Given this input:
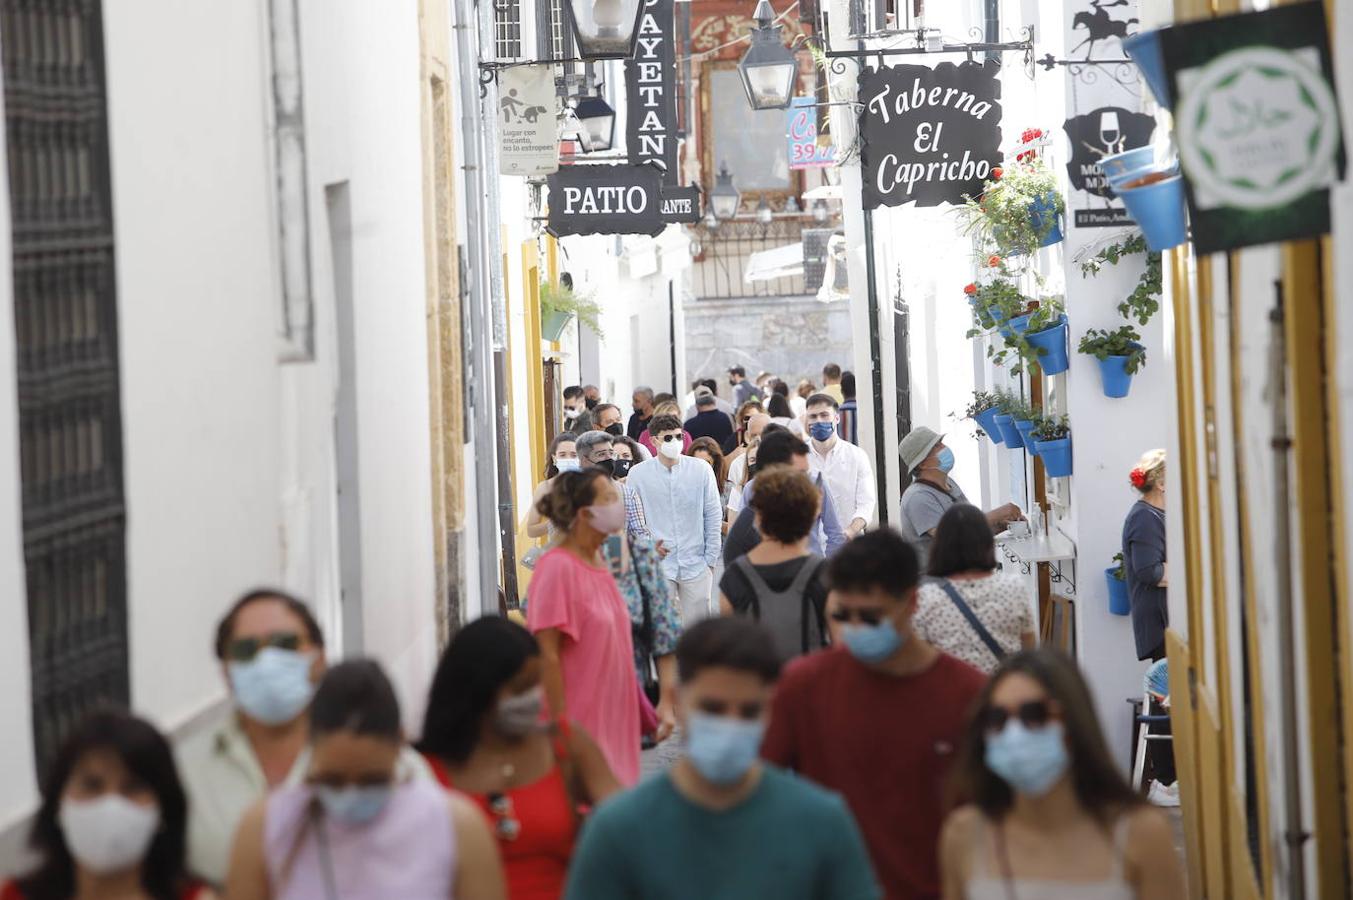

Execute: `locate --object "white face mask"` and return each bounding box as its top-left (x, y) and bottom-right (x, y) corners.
top-left (659, 438), bottom-right (683, 460)
top-left (59, 794), bottom-right (161, 874)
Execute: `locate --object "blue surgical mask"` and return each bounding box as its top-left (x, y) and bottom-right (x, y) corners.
top-left (841, 618), bottom-right (904, 664)
top-left (984, 720), bottom-right (1070, 796)
top-left (554, 457), bottom-right (580, 473)
top-left (685, 711), bottom-right (765, 785)
top-left (316, 784), bottom-right (393, 825)
top-left (808, 421), bottom-right (835, 442)
top-left (936, 447), bottom-right (956, 473)
top-left (228, 647), bottom-right (315, 726)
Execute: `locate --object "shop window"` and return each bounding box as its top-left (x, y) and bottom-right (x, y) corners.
top-left (496, 0), bottom-right (525, 61)
top-left (2, 0), bottom-right (131, 773)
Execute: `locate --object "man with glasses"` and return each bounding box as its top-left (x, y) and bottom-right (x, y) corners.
top-left (178, 589), bottom-right (426, 886)
top-left (576, 430), bottom-right (654, 546)
top-left (627, 413), bottom-right (722, 628)
top-left (761, 529), bottom-right (985, 900)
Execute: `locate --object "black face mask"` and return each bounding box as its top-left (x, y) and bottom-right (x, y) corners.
top-left (746, 461), bottom-right (758, 478)
top-left (593, 458), bottom-right (616, 476)
top-left (604, 422), bottom-right (624, 436)
top-left (612, 459), bottom-right (633, 479)
top-left (585, 398), bottom-right (598, 410)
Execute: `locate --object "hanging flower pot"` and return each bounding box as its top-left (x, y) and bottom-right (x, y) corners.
top-left (969, 297), bottom-right (996, 330)
top-left (993, 413), bottom-right (1025, 449)
top-left (1105, 567), bottom-right (1131, 616)
top-left (541, 309), bottom-right (574, 342)
top-left (1034, 437), bottom-right (1073, 477)
top-left (1015, 419), bottom-right (1039, 455)
top-left (1122, 30), bottom-right (1172, 109)
top-left (1028, 193), bottom-right (1064, 248)
top-left (1118, 171), bottom-right (1188, 252)
top-left (1024, 314), bottom-right (1070, 376)
top-left (1098, 354), bottom-right (1138, 398)
top-left (999, 312), bottom-right (1034, 341)
top-left (974, 406), bottom-right (1005, 443)
top-left (1100, 146), bottom-right (1156, 184)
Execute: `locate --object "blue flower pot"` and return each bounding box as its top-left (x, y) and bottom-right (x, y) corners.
top-left (969, 297), bottom-right (995, 330)
top-left (1100, 146), bottom-right (1155, 182)
top-left (994, 413), bottom-right (1024, 449)
top-left (1118, 172), bottom-right (1187, 251)
top-left (999, 312), bottom-right (1034, 341)
top-left (1028, 193), bottom-right (1064, 248)
top-left (1105, 568), bottom-right (1130, 616)
top-left (1098, 353), bottom-right (1137, 398)
top-left (1034, 436), bottom-right (1073, 477)
top-left (1123, 30), bottom-right (1172, 109)
top-left (1015, 419), bottom-right (1038, 454)
top-left (974, 406), bottom-right (1005, 443)
top-left (1024, 315), bottom-right (1070, 376)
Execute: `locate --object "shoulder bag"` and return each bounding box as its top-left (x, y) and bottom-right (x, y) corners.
top-left (936, 579), bottom-right (1007, 662)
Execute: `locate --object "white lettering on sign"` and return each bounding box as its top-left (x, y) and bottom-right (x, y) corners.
top-left (626, 0), bottom-right (675, 178)
top-left (866, 78), bottom-right (993, 125)
top-left (661, 197), bottom-right (692, 214)
top-left (561, 184), bottom-right (651, 215)
top-left (874, 150), bottom-right (990, 196)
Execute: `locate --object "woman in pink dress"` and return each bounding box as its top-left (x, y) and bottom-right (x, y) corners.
top-left (529, 469), bottom-right (643, 785)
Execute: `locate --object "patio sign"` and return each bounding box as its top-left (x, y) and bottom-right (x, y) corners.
top-left (499, 64), bottom-right (559, 177)
top-left (1159, 0), bottom-right (1345, 252)
top-left (625, 0), bottom-right (679, 184)
top-left (858, 60), bottom-right (1003, 209)
top-left (546, 164), bottom-right (666, 237)
top-left (787, 97), bottom-right (836, 170)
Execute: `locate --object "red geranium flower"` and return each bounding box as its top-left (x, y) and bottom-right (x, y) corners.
top-left (988, 255), bottom-right (1001, 267)
top-left (992, 167), bottom-right (1003, 180)
top-left (964, 283), bottom-right (977, 295)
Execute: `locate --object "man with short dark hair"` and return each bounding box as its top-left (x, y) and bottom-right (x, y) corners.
top-left (628, 385), bottom-right (656, 440)
top-left (839, 371), bottom-right (859, 445)
top-left (762, 529), bottom-right (986, 900)
top-left (821, 363), bottom-right (845, 404)
top-left (577, 430), bottom-right (650, 542)
top-left (565, 618), bottom-right (881, 900)
top-left (582, 383), bottom-right (601, 410)
top-left (684, 387), bottom-right (735, 446)
top-left (804, 393), bottom-right (874, 538)
top-left (627, 413), bottom-right (723, 626)
top-left (594, 402), bottom-right (624, 436)
top-left (562, 385), bottom-right (593, 435)
top-left (723, 429), bottom-right (847, 562)
top-left (728, 365), bottom-right (761, 408)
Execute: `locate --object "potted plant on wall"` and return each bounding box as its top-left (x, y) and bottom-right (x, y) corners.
top-left (1106, 552), bottom-right (1131, 616)
top-left (991, 391), bottom-right (1032, 449)
top-left (960, 128), bottom-right (1066, 257)
top-left (540, 278), bottom-right (603, 342)
top-left (1079, 325), bottom-right (1146, 398)
top-left (1031, 414), bottom-right (1073, 477)
top-left (962, 390), bottom-right (1005, 443)
top-left (966, 277), bottom-right (1033, 337)
top-left (1015, 411), bottom-right (1043, 455)
top-left (1022, 297), bottom-right (1070, 376)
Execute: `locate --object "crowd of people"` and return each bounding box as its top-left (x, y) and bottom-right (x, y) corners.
top-left (2, 368), bottom-right (1185, 899)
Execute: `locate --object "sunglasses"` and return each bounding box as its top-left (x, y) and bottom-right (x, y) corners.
top-left (226, 631), bottom-right (303, 662)
top-left (828, 608), bottom-right (887, 626)
top-left (660, 434), bottom-right (683, 443)
top-left (980, 699), bottom-right (1055, 734)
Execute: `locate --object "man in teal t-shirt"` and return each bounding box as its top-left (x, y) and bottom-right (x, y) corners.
top-left (565, 618), bottom-right (880, 900)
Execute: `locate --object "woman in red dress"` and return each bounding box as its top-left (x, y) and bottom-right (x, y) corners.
top-left (2, 710), bottom-right (208, 900)
top-left (418, 616), bottom-right (620, 899)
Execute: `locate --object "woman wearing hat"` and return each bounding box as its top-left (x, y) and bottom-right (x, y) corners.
top-left (897, 426), bottom-right (1023, 564)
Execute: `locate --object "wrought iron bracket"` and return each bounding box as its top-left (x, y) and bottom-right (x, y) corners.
top-left (1037, 54), bottom-right (1141, 89)
top-left (820, 25), bottom-right (1035, 67)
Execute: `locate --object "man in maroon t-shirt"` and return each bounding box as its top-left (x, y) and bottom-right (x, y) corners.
top-left (761, 528), bottom-right (987, 900)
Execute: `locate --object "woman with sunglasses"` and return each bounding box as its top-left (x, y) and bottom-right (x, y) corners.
top-left (941, 649), bottom-right (1186, 899)
top-left (417, 617), bottom-right (620, 899)
top-left (225, 660), bottom-right (506, 900)
top-left (529, 469), bottom-right (645, 785)
top-left (4, 710), bottom-right (206, 900)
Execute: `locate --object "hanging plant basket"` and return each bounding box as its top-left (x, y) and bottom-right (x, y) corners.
top-left (994, 413), bottom-right (1025, 448)
top-left (1118, 171), bottom-right (1188, 252)
top-left (1105, 567), bottom-right (1131, 616)
top-left (1028, 193), bottom-right (1064, 248)
top-left (974, 406), bottom-right (1005, 443)
top-left (1025, 314), bottom-right (1070, 375)
top-left (1015, 418), bottom-right (1039, 454)
top-left (1035, 437), bottom-right (1073, 477)
top-left (1122, 30), bottom-right (1172, 109)
top-left (541, 309), bottom-right (574, 342)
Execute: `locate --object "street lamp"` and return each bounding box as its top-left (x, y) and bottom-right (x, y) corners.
top-left (755, 195), bottom-right (773, 225)
top-left (710, 164), bottom-right (741, 220)
top-left (738, 0), bottom-right (799, 110)
top-left (566, 0), bottom-right (645, 60)
top-left (572, 95), bottom-right (616, 152)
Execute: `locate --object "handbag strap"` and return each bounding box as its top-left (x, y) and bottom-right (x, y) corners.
top-left (936, 579), bottom-right (1007, 662)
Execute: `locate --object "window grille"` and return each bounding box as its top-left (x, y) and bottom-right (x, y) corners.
top-left (2, 0), bottom-right (130, 773)
top-left (495, 0), bottom-right (524, 61)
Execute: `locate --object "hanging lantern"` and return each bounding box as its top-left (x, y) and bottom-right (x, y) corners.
top-left (738, 0), bottom-right (799, 110)
top-left (566, 0), bottom-right (645, 60)
top-left (710, 164), bottom-right (741, 220)
top-left (703, 209), bottom-right (720, 230)
top-left (573, 95), bottom-right (616, 152)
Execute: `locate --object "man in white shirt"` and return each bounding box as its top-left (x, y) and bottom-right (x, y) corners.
top-left (626, 412), bottom-right (723, 628)
top-left (803, 393), bottom-right (875, 537)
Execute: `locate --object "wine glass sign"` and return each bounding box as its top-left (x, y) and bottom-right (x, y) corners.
top-left (1061, 105), bottom-right (1156, 227)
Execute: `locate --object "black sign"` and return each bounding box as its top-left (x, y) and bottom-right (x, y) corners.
top-left (1062, 106), bottom-right (1156, 227)
top-left (659, 185), bottom-right (702, 224)
top-left (626, 0), bottom-right (679, 185)
top-left (546, 164), bottom-right (666, 237)
top-left (858, 60), bottom-right (1003, 209)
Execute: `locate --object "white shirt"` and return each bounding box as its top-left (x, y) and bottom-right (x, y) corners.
top-left (625, 455), bottom-right (723, 581)
top-left (808, 436), bottom-right (876, 527)
top-left (726, 454), bottom-right (750, 513)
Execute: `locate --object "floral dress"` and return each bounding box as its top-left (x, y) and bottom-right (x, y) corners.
top-left (602, 535), bottom-right (681, 685)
